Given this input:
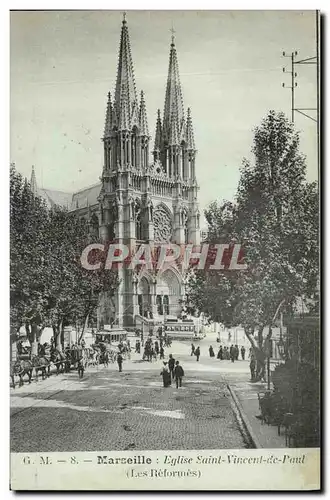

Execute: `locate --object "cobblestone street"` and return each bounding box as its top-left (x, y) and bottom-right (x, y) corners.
top-left (11, 341), bottom-right (251, 452)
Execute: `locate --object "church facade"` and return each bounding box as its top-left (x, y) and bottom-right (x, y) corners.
top-left (36, 17), bottom-right (201, 329)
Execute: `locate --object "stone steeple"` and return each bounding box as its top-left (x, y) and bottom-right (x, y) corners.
top-left (163, 35), bottom-right (185, 145)
top-left (139, 90), bottom-right (149, 137)
top-left (154, 34), bottom-right (197, 181)
top-left (101, 15), bottom-right (150, 172)
top-left (30, 165), bottom-right (38, 196)
top-left (153, 109), bottom-right (162, 162)
top-left (104, 91), bottom-right (114, 138)
top-left (114, 15), bottom-right (138, 129)
top-left (185, 107), bottom-right (195, 151)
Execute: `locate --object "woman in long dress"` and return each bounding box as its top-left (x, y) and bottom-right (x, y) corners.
top-left (160, 362), bottom-right (171, 387)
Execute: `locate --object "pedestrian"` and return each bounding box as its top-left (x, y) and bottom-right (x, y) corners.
top-left (230, 345), bottom-right (235, 363)
top-left (249, 354), bottom-right (256, 381)
top-left (235, 344), bottom-right (239, 360)
top-left (159, 346), bottom-right (165, 359)
top-left (117, 352), bottom-right (123, 372)
top-left (218, 345), bottom-right (223, 360)
top-left (209, 345), bottom-right (215, 358)
top-left (160, 362), bottom-right (171, 387)
top-left (174, 360), bottom-right (184, 388)
top-left (191, 343), bottom-right (195, 356)
top-left (154, 340), bottom-right (159, 356)
top-left (168, 354), bottom-right (175, 379)
top-left (195, 346), bottom-right (200, 362)
top-left (77, 357), bottom-right (84, 378)
top-left (241, 346), bottom-right (246, 360)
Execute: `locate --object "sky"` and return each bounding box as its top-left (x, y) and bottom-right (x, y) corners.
top-left (10, 10), bottom-right (318, 216)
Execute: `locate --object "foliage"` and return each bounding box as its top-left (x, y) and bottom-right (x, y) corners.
top-left (10, 164), bottom-right (118, 348)
top-left (187, 111), bottom-right (319, 358)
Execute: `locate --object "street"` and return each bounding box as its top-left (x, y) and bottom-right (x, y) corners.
top-left (11, 338), bottom-right (252, 452)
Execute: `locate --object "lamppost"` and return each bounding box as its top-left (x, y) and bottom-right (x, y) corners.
top-left (161, 291), bottom-right (166, 339)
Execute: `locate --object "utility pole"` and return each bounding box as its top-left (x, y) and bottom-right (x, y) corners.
top-left (282, 12), bottom-right (320, 186)
top-left (282, 51), bottom-right (297, 123)
top-left (282, 10), bottom-right (319, 125)
top-left (282, 50), bottom-right (317, 123)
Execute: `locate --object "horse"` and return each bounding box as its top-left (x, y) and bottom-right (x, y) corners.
top-left (10, 359), bottom-right (33, 388)
top-left (165, 338), bottom-right (172, 347)
top-left (99, 351), bottom-right (109, 367)
top-left (108, 350), bottom-right (117, 363)
top-left (86, 347), bottom-right (99, 368)
top-left (31, 355), bottom-right (51, 381)
top-left (143, 344), bottom-right (153, 362)
top-left (50, 349), bottom-right (66, 374)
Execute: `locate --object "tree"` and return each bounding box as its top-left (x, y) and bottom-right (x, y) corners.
top-left (37, 206), bottom-right (118, 350)
top-left (187, 111), bottom-right (319, 376)
top-left (10, 164), bottom-right (50, 344)
top-left (10, 164), bottom-right (118, 350)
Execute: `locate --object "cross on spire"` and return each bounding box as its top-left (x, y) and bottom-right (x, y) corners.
top-left (123, 11), bottom-right (127, 23)
top-left (170, 26), bottom-right (176, 45)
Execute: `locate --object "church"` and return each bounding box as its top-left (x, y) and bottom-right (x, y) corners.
top-left (33, 16), bottom-right (201, 330)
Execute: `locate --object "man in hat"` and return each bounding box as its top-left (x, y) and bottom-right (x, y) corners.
top-left (174, 360), bottom-right (185, 389)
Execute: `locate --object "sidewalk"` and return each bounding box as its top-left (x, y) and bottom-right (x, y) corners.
top-left (228, 380), bottom-right (287, 448)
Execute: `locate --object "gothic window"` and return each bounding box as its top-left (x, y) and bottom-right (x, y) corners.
top-left (153, 205), bottom-right (172, 243)
top-left (135, 200), bottom-right (143, 240)
top-left (163, 295), bottom-right (169, 315)
top-left (156, 295), bottom-right (163, 315)
top-left (109, 223), bottom-right (116, 241)
top-left (111, 201), bottom-right (118, 222)
top-left (146, 200), bottom-right (153, 223)
top-left (138, 294), bottom-right (143, 316)
top-left (132, 127), bottom-right (138, 167)
top-left (182, 209), bottom-right (189, 244)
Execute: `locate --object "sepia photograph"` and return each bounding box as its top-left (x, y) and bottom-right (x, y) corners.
top-left (9, 9), bottom-right (320, 490)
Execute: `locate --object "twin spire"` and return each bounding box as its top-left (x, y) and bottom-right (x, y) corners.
top-left (30, 165), bottom-right (38, 196)
top-left (104, 14), bottom-right (196, 154)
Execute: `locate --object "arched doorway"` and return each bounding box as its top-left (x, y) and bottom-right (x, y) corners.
top-left (156, 268), bottom-right (181, 318)
top-left (138, 276), bottom-right (152, 318)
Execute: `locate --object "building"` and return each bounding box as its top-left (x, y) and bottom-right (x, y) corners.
top-left (29, 165), bottom-right (72, 209)
top-left (31, 16), bottom-right (201, 329)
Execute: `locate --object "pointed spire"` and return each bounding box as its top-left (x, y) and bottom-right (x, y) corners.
top-left (139, 90), bottom-right (149, 136)
top-left (114, 15), bottom-right (138, 129)
top-left (30, 165), bottom-right (38, 196)
top-left (185, 107), bottom-right (196, 150)
top-left (153, 109), bottom-right (162, 151)
top-left (163, 35), bottom-right (185, 144)
top-left (104, 92), bottom-right (113, 138)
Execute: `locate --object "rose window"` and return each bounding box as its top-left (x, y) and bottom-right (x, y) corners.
top-left (153, 206), bottom-right (172, 242)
